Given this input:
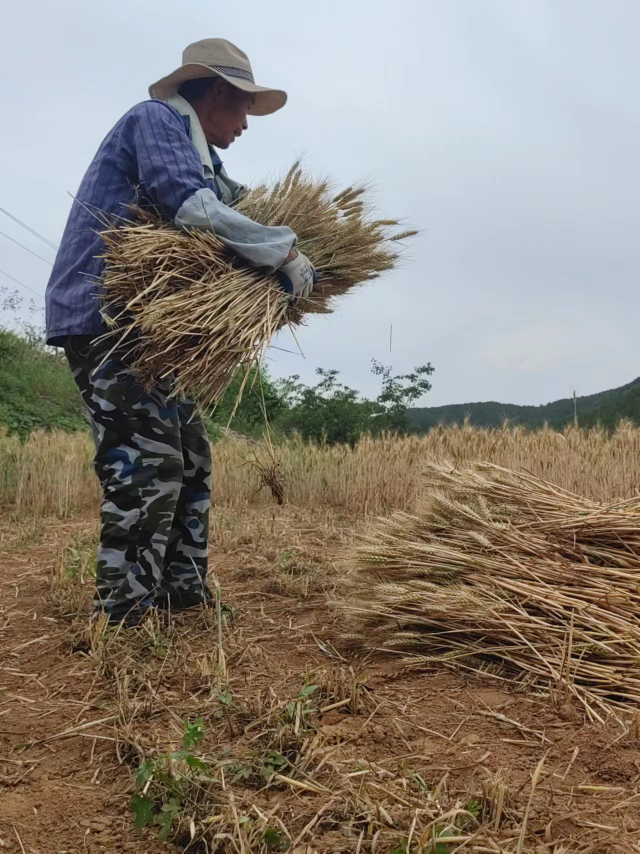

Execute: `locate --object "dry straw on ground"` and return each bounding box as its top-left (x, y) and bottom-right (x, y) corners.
top-left (100, 163), bottom-right (415, 408)
top-left (340, 461), bottom-right (640, 721)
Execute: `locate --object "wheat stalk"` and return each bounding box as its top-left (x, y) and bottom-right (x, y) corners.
top-left (99, 162), bottom-right (416, 410)
top-left (338, 461), bottom-right (640, 721)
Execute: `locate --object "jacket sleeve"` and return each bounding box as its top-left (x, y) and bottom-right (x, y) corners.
top-left (175, 188), bottom-right (296, 272)
top-left (120, 102), bottom-right (295, 270)
top-left (118, 101), bottom-right (206, 219)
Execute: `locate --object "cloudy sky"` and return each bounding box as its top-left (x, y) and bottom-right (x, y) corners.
top-left (1, 0), bottom-right (639, 407)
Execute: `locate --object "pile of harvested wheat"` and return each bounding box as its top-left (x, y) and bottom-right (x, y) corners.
top-left (339, 462), bottom-right (640, 721)
top-left (100, 163), bottom-right (415, 408)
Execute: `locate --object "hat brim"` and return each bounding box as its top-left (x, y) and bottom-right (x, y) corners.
top-left (149, 63), bottom-right (287, 116)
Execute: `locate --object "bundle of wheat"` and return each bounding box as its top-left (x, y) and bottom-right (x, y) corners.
top-left (338, 462), bottom-right (640, 721)
top-left (100, 163), bottom-right (415, 408)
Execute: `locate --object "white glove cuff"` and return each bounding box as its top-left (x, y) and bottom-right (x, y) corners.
top-left (279, 253), bottom-right (305, 277)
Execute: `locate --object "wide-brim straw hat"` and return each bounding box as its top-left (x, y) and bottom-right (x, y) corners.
top-left (149, 38), bottom-right (287, 117)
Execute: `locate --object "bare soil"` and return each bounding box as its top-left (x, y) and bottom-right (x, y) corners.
top-left (1, 506), bottom-right (640, 853)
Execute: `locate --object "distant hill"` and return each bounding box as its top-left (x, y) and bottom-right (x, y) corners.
top-left (409, 377), bottom-right (640, 432)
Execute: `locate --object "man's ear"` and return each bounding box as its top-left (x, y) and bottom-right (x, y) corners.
top-left (210, 79), bottom-right (230, 105)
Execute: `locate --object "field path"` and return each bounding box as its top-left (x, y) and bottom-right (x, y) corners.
top-left (2, 508), bottom-right (640, 853)
top-left (0, 517), bottom-right (161, 853)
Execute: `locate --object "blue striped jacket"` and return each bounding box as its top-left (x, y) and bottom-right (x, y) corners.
top-left (45, 100), bottom-right (222, 345)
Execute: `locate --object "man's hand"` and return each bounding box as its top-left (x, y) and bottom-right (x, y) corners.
top-left (278, 250), bottom-right (317, 300)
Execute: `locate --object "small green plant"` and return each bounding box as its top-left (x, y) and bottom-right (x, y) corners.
top-left (130, 718), bottom-right (209, 841)
top-left (183, 717), bottom-right (205, 749)
top-left (275, 547), bottom-right (319, 580)
top-left (229, 748), bottom-right (288, 787)
top-left (220, 601), bottom-right (236, 622)
top-left (388, 823), bottom-right (461, 853)
top-left (63, 531), bottom-right (98, 582)
top-left (229, 759), bottom-right (253, 784)
top-left (140, 614), bottom-right (174, 654)
top-left (282, 683), bottom-right (319, 725)
top-left (259, 750), bottom-right (288, 782)
top-left (276, 547), bottom-right (297, 567)
top-left (465, 799), bottom-right (481, 820)
top-left (264, 827), bottom-right (288, 850)
top-left (388, 841), bottom-right (452, 854)
top-left (131, 793), bottom-right (154, 829)
top-left (153, 799), bottom-right (182, 841)
top-left (211, 687), bottom-right (233, 707)
top-left (410, 772), bottom-right (431, 793)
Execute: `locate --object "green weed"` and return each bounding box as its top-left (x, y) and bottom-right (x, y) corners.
top-left (281, 683), bottom-right (319, 726)
top-left (131, 718), bottom-right (211, 842)
top-left (229, 748), bottom-right (288, 788)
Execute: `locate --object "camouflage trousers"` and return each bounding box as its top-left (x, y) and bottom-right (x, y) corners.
top-left (63, 335), bottom-right (211, 621)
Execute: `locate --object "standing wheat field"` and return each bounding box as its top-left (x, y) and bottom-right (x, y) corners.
top-left (2, 421), bottom-right (640, 515)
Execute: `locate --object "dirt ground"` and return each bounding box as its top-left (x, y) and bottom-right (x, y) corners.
top-left (2, 506), bottom-right (640, 853)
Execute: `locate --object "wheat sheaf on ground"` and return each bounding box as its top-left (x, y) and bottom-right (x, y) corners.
top-left (339, 462), bottom-right (640, 722)
top-left (100, 163), bottom-right (415, 408)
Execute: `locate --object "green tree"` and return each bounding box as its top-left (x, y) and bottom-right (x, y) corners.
top-left (371, 360), bottom-right (434, 432)
top-left (274, 361), bottom-right (434, 445)
top-left (276, 368), bottom-right (380, 445)
top-left (0, 283), bottom-right (437, 443)
top-left (205, 366), bottom-right (289, 438)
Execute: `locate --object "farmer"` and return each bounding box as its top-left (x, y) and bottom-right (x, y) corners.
top-left (45, 39), bottom-right (315, 625)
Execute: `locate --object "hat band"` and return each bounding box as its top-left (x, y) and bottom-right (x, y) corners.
top-left (211, 65), bottom-right (255, 83)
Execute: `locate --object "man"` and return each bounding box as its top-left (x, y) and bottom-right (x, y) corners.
top-left (45, 39), bottom-right (315, 625)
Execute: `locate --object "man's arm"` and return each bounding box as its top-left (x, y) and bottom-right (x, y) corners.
top-left (119, 102), bottom-right (296, 271)
top-left (174, 188), bottom-right (296, 273)
top-left (120, 101), bottom-right (314, 290)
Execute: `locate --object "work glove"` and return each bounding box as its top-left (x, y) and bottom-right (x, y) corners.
top-left (278, 250), bottom-right (317, 301)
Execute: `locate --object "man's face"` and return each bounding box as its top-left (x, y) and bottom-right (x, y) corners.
top-left (197, 81), bottom-right (254, 149)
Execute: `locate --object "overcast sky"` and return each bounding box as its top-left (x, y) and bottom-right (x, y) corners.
top-left (1, 0), bottom-right (639, 407)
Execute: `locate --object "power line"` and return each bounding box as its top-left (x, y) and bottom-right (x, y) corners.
top-left (0, 206), bottom-right (59, 251)
top-left (0, 267), bottom-right (45, 301)
top-left (0, 231), bottom-right (53, 266)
